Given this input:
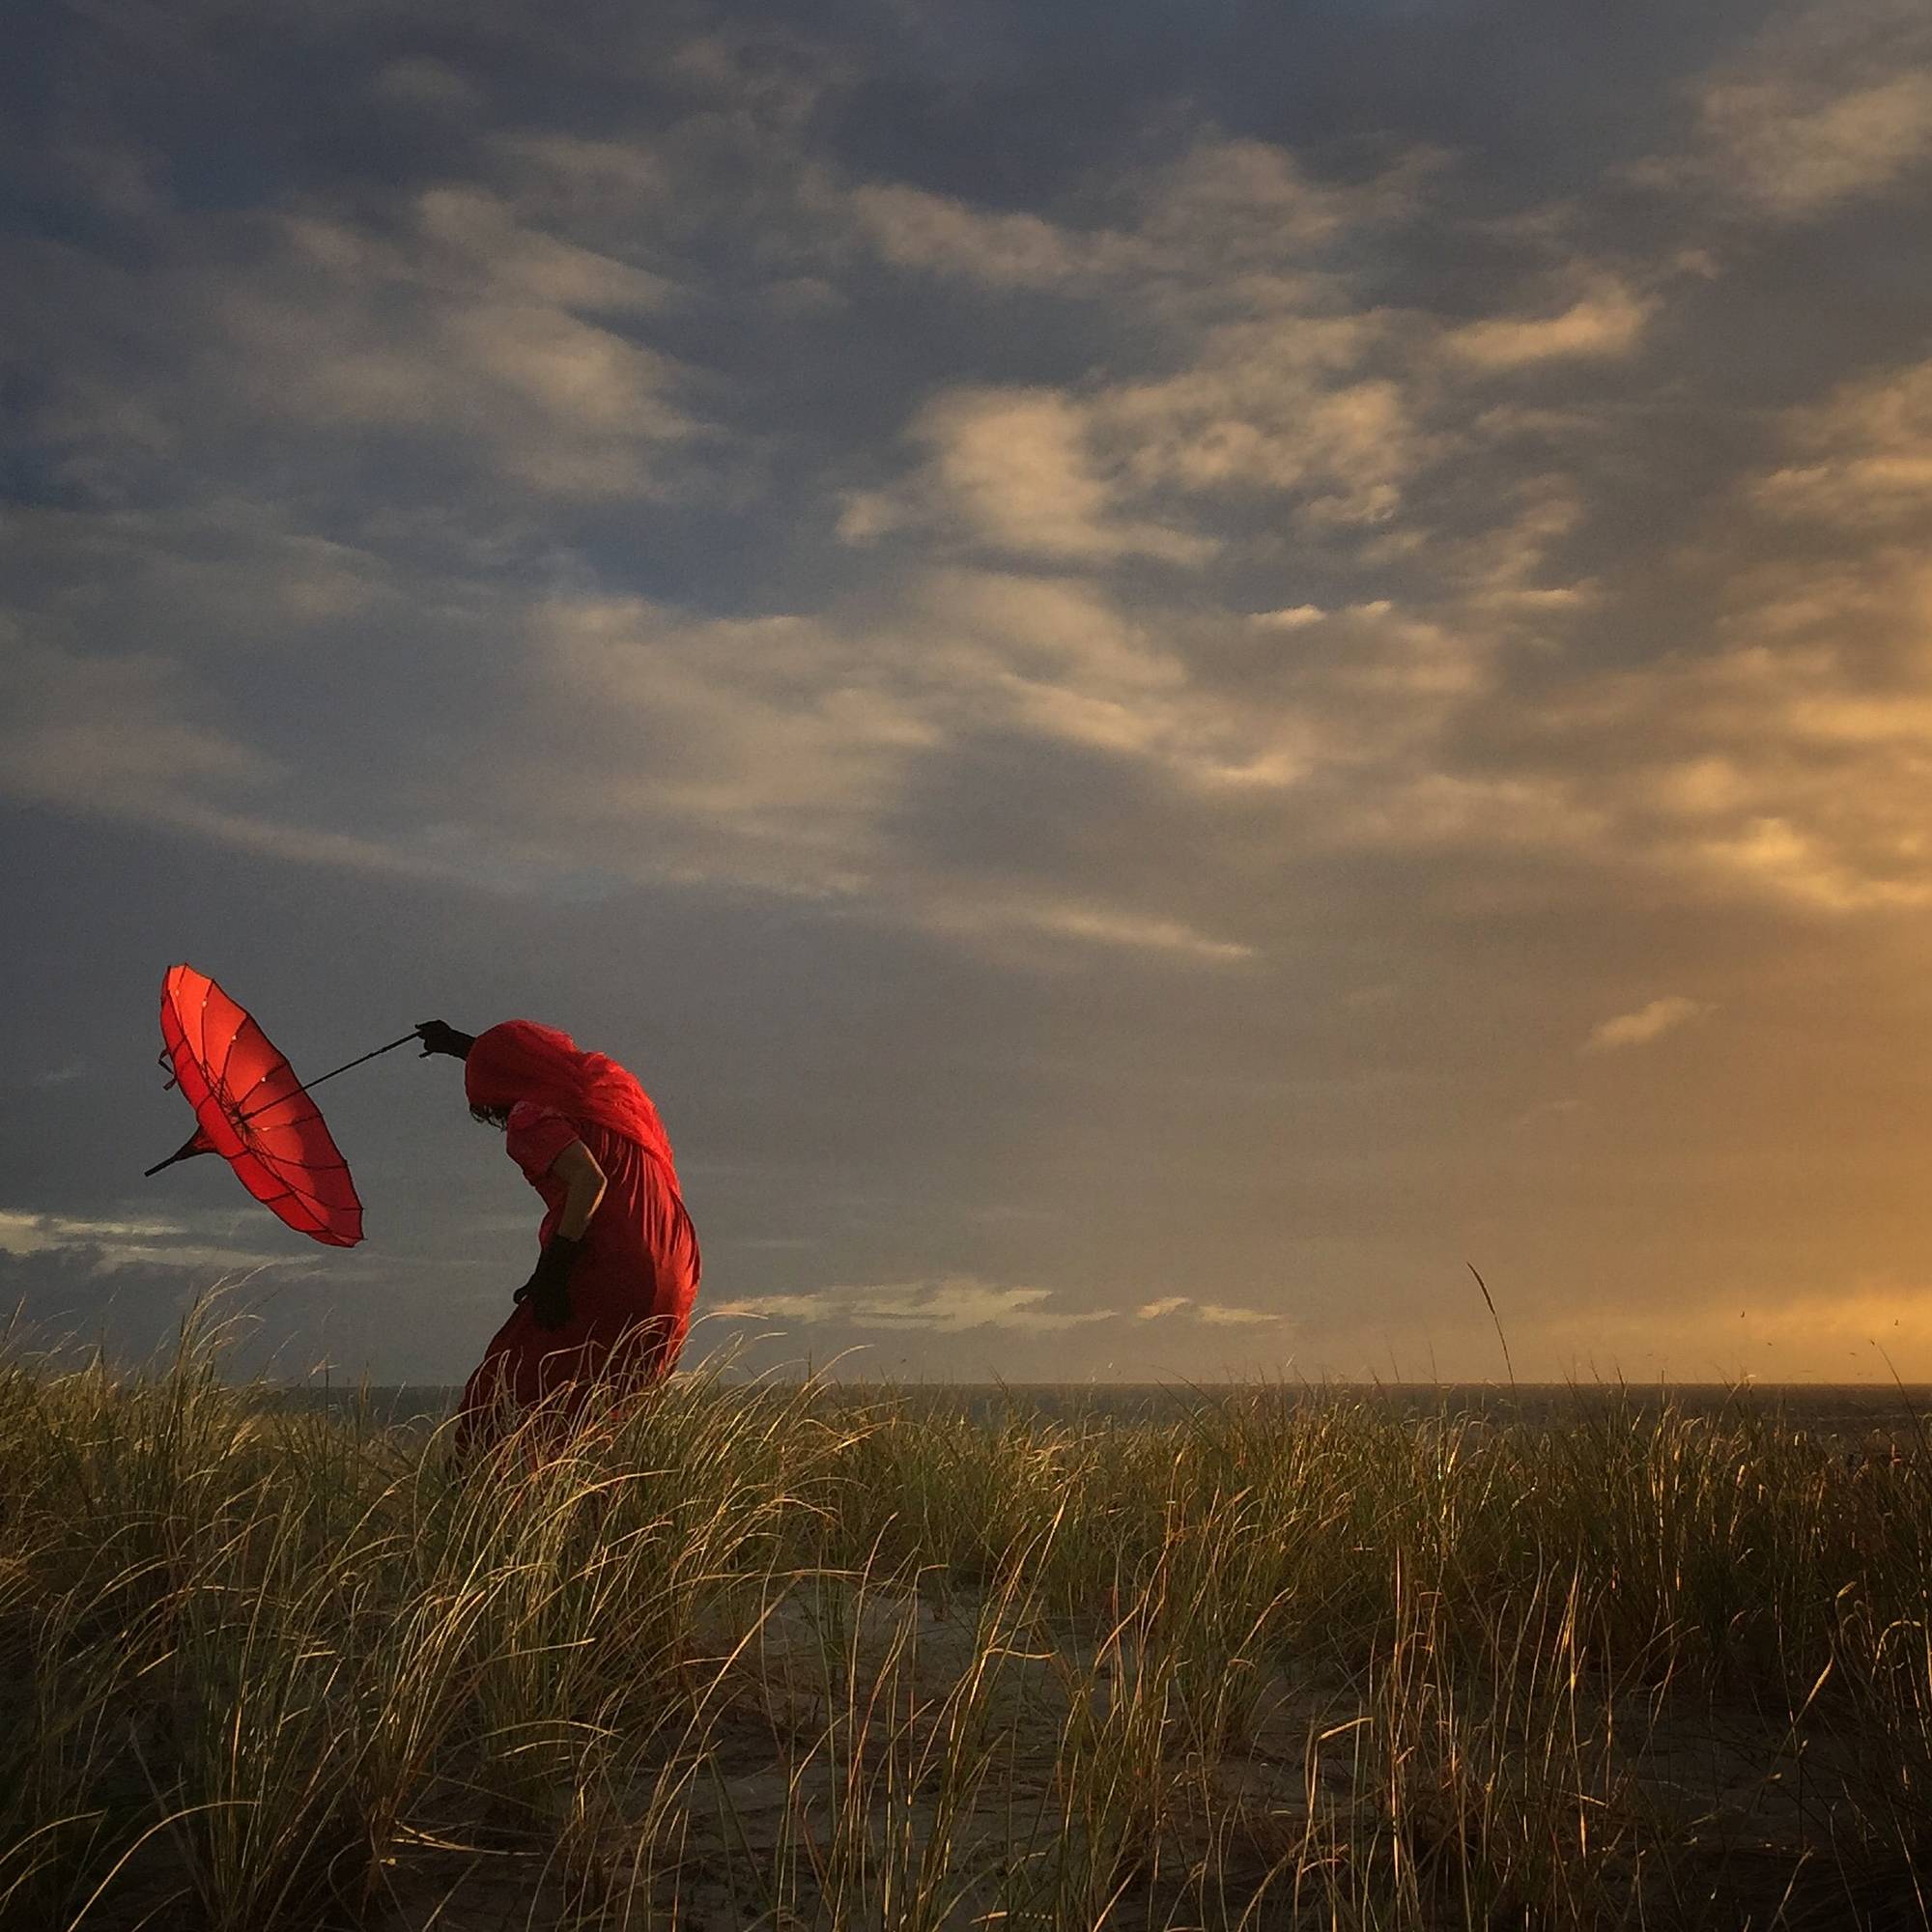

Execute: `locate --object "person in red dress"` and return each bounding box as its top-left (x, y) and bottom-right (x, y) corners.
top-left (415, 1018), bottom-right (700, 1448)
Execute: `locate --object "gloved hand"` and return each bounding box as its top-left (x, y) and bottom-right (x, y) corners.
top-left (414, 1020), bottom-right (476, 1061)
top-left (514, 1234), bottom-right (582, 1332)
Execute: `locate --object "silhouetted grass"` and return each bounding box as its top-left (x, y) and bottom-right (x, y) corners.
top-left (3, 1302), bottom-right (1928, 1928)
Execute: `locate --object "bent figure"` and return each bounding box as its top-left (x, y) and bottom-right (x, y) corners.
top-left (416, 1018), bottom-right (700, 1450)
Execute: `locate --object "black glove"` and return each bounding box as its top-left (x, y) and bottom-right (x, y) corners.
top-left (514, 1234), bottom-right (582, 1332)
top-left (414, 1021), bottom-right (476, 1061)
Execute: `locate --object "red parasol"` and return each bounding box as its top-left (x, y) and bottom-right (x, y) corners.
top-left (145, 964), bottom-right (410, 1248)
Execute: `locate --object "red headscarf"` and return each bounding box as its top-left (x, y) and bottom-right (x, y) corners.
top-left (465, 1021), bottom-right (679, 1183)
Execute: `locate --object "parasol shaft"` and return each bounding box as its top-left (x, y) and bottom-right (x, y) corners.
top-left (237, 1030), bottom-right (420, 1122)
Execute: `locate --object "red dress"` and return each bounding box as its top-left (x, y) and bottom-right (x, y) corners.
top-left (455, 1023), bottom-right (700, 1446)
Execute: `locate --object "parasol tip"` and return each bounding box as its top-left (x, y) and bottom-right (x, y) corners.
top-left (144, 1132), bottom-right (210, 1179)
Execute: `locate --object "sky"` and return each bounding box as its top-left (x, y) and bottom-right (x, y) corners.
top-left (4, 0), bottom-right (1932, 1385)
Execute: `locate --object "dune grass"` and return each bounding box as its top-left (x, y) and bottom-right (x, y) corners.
top-left (3, 1311), bottom-right (1930, 1929)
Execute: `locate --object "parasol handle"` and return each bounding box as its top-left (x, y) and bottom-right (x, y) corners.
top-left (234, 1029), bottom-right (421, 1122)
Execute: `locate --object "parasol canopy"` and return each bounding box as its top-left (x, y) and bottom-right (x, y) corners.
top-left (148, 964), bottom-right (373, 1248)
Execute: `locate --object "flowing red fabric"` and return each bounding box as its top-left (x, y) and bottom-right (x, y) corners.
top-left (157, 964), bottom-right (363, 1247)
top-left (465, 1021), bottom-right (679, 1182)
top-left (458, 1022), bottom-right (699, 1450)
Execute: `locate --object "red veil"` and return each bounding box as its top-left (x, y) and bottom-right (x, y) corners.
top-left (465, 1021), bottom-right (679, 1181)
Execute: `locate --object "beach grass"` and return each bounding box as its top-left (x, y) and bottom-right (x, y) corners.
top-left (3, 1308), bottom-right (1930, 1929)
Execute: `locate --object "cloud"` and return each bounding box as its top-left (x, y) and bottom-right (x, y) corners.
top-left (213, 199), bottom-right (696, 498)
top-left (8, 176), bottom-right (700, 509)
top-left (992, 901), bottom-right (1254, 963)
top-left (534, 596), bottom-right (930, 886)
top-left (1581, 997), bottom-right (1711, 1055)
top-left (1752, 358), bottom-right (1932, 529)
top-left (847, 185), bottom-right (1097, 290)
top-left (511, 533), bottom-right (1604, 955)
top-left (0, 634), bottom-right (554, 892)
top-left (836, 136), bottom-right (1437, 543)
top-left (1250, 606), bottom-right (1326, 631)
top-left (6, 85), bottom-right (1713, 963)
top-left (712, 1281), bottom-right (1284, 1342)
top-left (517, 574), bottom-right (1291, 950)
top-left (908, 886), bottom-right (1256, 965)
top-left (1308, 343), bottom-right (1932, 924)
top-left (1132, 1295), bottom-right (1284, 1328)
top-left (1321, 770), bottom-right (1607, 858)
top-left (1196, 1302), bottom-right (1281, 1326)
top-left (844, 135), bottom-right (1411, 303)
top-left (0, 641), bottom-right (280, 817)
top-left (1, 536), bottom-right (1292, 960)
top-left (0, 1211), bottom-right (188, 1254)
top-left (13, 158), bottom-right (1919, 969)
top-left (886, 386), bottom-right (1217, 564)
top-left (1698, 70), bottom-right (1932, 217)
top-left (1101, 365), bottom-right (1417, 525)
top-left (1145, 137), bottom-right (1397, 266)
top-left (1635, 1), bottom-right (1932, 218)
top-left (0, 1208), bottom-right (298, 1276)
top-left (712, 1277), bottom-right (1109, 1333)
top-left (1444, 281), bottom-right (1656, 369)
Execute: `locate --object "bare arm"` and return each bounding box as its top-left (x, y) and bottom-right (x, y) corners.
top-left (552, 1139), bottom-right (608, 1239)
